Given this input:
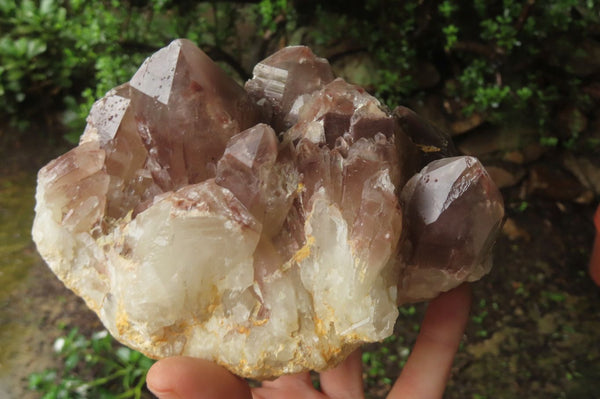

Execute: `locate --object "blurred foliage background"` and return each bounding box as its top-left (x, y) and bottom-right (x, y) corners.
top-left (1, 0), bottom-right (599, 151)
top-left (2, 1), bottom-right (600, 398)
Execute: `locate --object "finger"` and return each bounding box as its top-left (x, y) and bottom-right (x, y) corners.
top-left (261, 371), bottom-right (313, 389)
top-left (147, 356), bottom-right (253, 399)
top-left (319, 348), bottom-right (364, 399)
top-left (388, 283), bottom-right (471, 399)
top-left (253, 372), bottom-right (324, 399)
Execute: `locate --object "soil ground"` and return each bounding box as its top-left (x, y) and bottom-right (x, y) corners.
top-left (1, 131), bottom-right (599, 399)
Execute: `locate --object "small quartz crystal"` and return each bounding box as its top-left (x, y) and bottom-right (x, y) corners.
top-left (32, 40), bottom-right (504, 379)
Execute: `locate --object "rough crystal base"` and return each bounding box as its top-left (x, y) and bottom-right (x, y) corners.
top-left (32, 40), bottom-right (504, 379)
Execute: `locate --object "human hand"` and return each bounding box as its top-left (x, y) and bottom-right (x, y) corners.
top-left (146, 283), bottom-right (471, 399)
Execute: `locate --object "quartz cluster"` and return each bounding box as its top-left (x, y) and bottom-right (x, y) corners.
top-left (32, 39), bottom-right (504, 379)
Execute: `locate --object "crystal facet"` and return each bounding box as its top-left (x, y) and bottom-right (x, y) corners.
top-left (397, 156), bottom-right (504, 303)
top-left (32, 40), bottom-right (504, 379)
top-left (245, 45), bottom-right (335, 132)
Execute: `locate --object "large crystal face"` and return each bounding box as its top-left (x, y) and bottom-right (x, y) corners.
top-left (397, 156), bottom-right (505, 303)
top-left (32, 40), bottom-right (504, 379)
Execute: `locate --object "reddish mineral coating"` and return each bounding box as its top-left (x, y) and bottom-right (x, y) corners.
top-left (32, 39), bottom-right (504, 379)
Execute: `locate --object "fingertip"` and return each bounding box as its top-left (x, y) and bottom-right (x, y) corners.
top-left (448, 282), bottom-right (472, 307)
top-left (427, 282), bottom-right (472, 326)
top-left (319, 348), bottom-right (363, 399)
top-left (146, 356), bottom-right (252, 399)
top-left (146, 360), bottom-right (166, 395)
top-left (146, 357), bottom-right (195, 399)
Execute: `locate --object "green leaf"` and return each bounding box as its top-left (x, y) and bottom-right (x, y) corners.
top-left (116, 347), bottom-right (132, 364)
top-left (516, 87), bottom-right (533, 101)
top-left (63, 130), bottom-right (82, 144)
top-left (13, 37), bottom-right (28, 56)
top-left (0, 0), bottom-right (16, 13)
top-left (39, 0), bottom-right (54, 15)
top-left (442, 24), bottom-right (459, 49)
top-left (137, 355), bottom-right (155, 370)
top-left (540, 136), bottom-right (559, 147)
top-left (438, 0), bottom-right (456, 18)
top-left (128, 349), bottom-right (141, 363)
top-left (65, 353), bottom-right (80, 371)
top-left (27, 39), bottom-right (47, 58)
top-left (362, 352), bottom-right (371, 363)
top-left (28, 372), bottom-right (44, 390)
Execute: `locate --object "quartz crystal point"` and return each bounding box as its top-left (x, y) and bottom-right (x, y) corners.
top-left (127, 39), bottom-right (263, 191)
top-left (32, 40), bottom-right (504, 380)
top-left (397, 156), bottom-right (505, 303)
top-left (245, 46), bottom-right (335, 132)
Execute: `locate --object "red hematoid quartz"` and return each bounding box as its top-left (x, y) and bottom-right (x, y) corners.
top-left (32, 39), bottom-right (504, 379)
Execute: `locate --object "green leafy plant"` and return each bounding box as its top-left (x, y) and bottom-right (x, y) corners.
top-left (257, 0), bottom-right (289, 33)
top-left (441, 0), bottom-right (599, 147)
top-left (471, 299), bottom-right (490, 338)
top-left (0, 0), bottom-right (249, 141)
top-left (309, 1), bottom-right (418, 108)
top-left (28, 328), bottom-right (154, 399)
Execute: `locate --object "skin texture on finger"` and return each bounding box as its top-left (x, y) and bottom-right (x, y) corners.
top-left (146, 356), bottom-right (253, 399)
top-left (388, 283), bottom-right (472, 399)
top-left (319, 349), bottom-right (364, 399)
top-left (252, 372), bottom-right (326, 399)
top-left (253, 348), bottom-right (364, 399)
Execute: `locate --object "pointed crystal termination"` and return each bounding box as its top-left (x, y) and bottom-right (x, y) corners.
top-left (397, 156), bottom-right (505, 303)
top-left (32, 40), bottom-right (504, 381)
top-left (245, 46), bottom-right (335, 132)
top-left (130, 39), bottom-right (263, 191)
top-left (80, 84), bottom-right (161, 220)
top-left (35, 141), bottom-right (110, 234)
top-left (215, 123), bottom-right (279, 217)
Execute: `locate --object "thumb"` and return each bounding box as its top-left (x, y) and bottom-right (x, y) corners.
top-left (147, 356), bottom-right (253, 399)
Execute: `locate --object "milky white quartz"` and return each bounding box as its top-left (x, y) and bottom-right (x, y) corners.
top-left (32, 39), bottom-right (503, 379)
